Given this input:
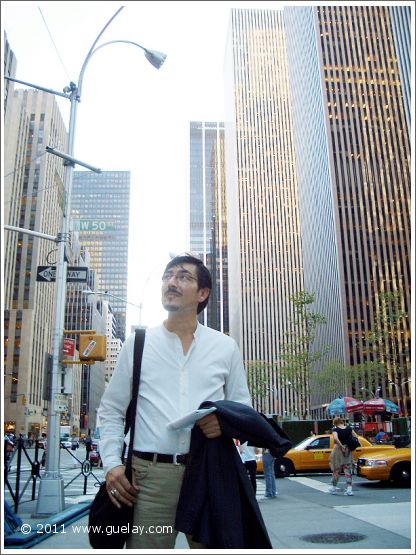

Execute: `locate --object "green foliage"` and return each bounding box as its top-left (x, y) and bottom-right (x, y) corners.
top-left (314, 359), bottom-right (349, 399)
top-left (279, 290), bottom-right (329, 418)
top-left (350, 290), bottom-right (408, 392)
top-left (245, 360), bottom-right (271, 402)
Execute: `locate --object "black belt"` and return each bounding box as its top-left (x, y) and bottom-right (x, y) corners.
top-left (133, 450), bottom-right (188, 465)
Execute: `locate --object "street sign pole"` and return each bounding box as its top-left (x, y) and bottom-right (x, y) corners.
top-left (35, 7), bottom-right (129, 517)
top-left (36, 266), bottom-right (89, 282)
top-left (5, 6), bottom-right (166, 517)
top-left (34, 87), bottom-right (78, 515)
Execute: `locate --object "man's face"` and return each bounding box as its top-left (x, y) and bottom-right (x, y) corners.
top-left (161, 263), bottom-right (209, 315)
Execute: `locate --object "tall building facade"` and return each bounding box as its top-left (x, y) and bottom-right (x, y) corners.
top-left (224, 5), bottom-right (411, 417)
top-left (71, 171), bottom-right (131, 342)
top-left (389, 6), bottom-right (411, 137)
top-left (284, 6), bottom-right (347, 417)
top-left (4, 86), bottom-right (68, 437)
top-left (309, 4), bottom-right (411, 414)
top-left (3, 33), bottom-right (17, 114)
top-left (64, 250), bottom-right (107, 435)
top-left (224, 9), bottom-right (308, 416)
top-left (189, 121), bottom-right (229, 333)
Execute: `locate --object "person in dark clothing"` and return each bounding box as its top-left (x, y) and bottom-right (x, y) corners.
top-left (84, 436), bottom-right (92, 459)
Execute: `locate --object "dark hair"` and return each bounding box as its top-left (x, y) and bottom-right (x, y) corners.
top-left (163, 255), bottom-right (212, 313)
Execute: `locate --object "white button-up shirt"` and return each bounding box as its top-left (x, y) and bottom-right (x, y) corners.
top-left (97, 322), bottom-right (251, 475)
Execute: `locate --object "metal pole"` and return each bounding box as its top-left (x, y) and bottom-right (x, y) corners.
top-left (34, 87), bottom-right (79, 516)
top-left (33, 6), bottom-right (131, 516)
top-left (4, 224), bottom-right (57, 242)
top-left (26, 4), bottom-right (165, 516)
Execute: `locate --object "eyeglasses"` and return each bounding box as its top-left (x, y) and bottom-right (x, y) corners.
top-left (161, 271), bottom-right (198, 284)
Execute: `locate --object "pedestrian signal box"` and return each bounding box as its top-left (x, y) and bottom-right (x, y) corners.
top-left (79, 334), bottom-right (107, 361)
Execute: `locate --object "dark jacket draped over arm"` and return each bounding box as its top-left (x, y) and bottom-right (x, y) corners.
top-left (175, 400), bottom-right (292, 548)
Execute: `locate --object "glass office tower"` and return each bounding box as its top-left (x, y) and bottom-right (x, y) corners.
top-left (225, 5), bottom-right (411, 416)
top-left (225, 9), bottom-right (307, 416)
top-left (284, 4), bottom-right (411, 414)
top-left (189, 121), bottom-right (229, 333)
top-left (71, 171), bottom-right (131, 342)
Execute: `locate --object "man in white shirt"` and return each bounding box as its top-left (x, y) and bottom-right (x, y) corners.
top-left (97, 254), bottom-right (251, 549)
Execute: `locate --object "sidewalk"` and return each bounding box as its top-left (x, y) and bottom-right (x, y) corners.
top-left (4, 476), bottom-right (412, 550)
top-left (4, 495), bottom-right (92, 549)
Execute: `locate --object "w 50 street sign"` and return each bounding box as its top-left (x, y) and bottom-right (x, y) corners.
top-left (73, 219), bottom-right (114, 231)
top-left (36, 266), bottom-right (88, 282)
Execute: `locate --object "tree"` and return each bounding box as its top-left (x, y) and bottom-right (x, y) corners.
top-left (313, 359), bottom-right (349, 401)
top-left (245, 360), bottom-right (271, 411)
top-left (279, 291), bottom-right (329, 419)
top-left (351, 291), bottom-right (409, 396)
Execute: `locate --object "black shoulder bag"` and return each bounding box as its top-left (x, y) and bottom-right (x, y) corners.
top-left (88, 328), bottom-right (145, 549)
top-left (345, 427), bottom-right (360, 452)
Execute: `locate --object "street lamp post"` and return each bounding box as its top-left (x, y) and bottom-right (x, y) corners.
top-left (389, 379), bottom-right (411, 417)
top-left (7, 6), bottom-right (167, 516)
top-left (360, 386), bottom-right (381, 399)
top-left (82, 289), bottom-right (143, 325)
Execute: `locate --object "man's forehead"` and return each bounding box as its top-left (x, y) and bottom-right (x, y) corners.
top-left (167, 263), bottom-right (196, 274)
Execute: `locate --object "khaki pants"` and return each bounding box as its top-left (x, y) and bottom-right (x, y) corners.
top-left (126, 455), bottom-right (205, 549)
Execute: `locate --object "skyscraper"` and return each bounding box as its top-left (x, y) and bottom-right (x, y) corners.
top-left (225, 8), bottom-right (309, 416)
top-left (4, 85), bottom-right (68, 437)
top-left (285, 4), bottom-right (411, 413)
top-left (189, 121), bottom-right (229, 332)
top-left (71, 171), bottom-right (131, 342)
top-left (225, 5), bottom-right (411, 417)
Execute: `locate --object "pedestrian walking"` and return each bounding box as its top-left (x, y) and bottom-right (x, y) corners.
top-left (84, 435), bottom-right (92, 460)
top-left (237, 440), bottom-right (258, 492)
top-left (40, 433), bottom-right (47, 467)
top-left (328, 416), bottom-right (356, 496)
top-left (262, 448), bottom-right (278, 498)
top-left (97, 254), bottom-right (253, 549)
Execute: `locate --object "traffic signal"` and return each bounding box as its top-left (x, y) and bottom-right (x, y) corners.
top-left (79, 334), bottom-right (106, 361)
top-left (21, 395), bottom-right (27, 405)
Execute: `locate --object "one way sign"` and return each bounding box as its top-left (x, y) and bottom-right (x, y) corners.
top-left (36, 266), bottom-right (89, 282)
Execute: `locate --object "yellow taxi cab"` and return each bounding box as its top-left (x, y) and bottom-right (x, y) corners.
top-left (355, 447), bottom-right (411, 486)
top-left (256, 434), bottom-right (396, 476)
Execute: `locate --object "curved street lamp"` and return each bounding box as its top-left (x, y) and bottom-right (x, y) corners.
top-left (82, 289), bottom-right (143, 322)
top-left (28, 6), bottom-right (166, 516)
top-left (389, 379), bottom-right (411, 417)
top-left (360, 386), bottom-right (382, 399)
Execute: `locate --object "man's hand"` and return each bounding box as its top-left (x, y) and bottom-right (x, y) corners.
top-left (106, 464), bottom-right (139, 508)
top-left (197, 413), bottom-right (222, 438)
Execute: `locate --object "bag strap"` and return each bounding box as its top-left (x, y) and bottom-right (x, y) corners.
top-left (123, 328), bottom-right (146, 479)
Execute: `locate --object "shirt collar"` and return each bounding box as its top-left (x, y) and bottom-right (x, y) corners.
top-left (161, 320), bottom-right (201, 339)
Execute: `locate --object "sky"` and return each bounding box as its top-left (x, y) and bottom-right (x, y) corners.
top-left (2, 0), bottom-right (283, 331)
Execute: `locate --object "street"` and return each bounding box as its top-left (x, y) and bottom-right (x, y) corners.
top-left (255, 473), bottom-right (412, 549)
top-left (5, 452), bottom-right (412, 550)
top-left (5, 446), bottom-right (104, 506)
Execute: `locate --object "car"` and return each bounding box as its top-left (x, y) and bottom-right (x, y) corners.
top-left (256, 433), bottom-right (397, 476)
top-left (60, 439), bottom-right (72, 449)
top-left (355, 447), bottom-right (411, 486)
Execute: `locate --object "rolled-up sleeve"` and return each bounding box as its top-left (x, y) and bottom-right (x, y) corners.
top-left (97, 333), bottom-right (134, 476)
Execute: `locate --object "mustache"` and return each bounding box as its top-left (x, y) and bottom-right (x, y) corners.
top-left (166, 286), bottom-right (181, 295)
